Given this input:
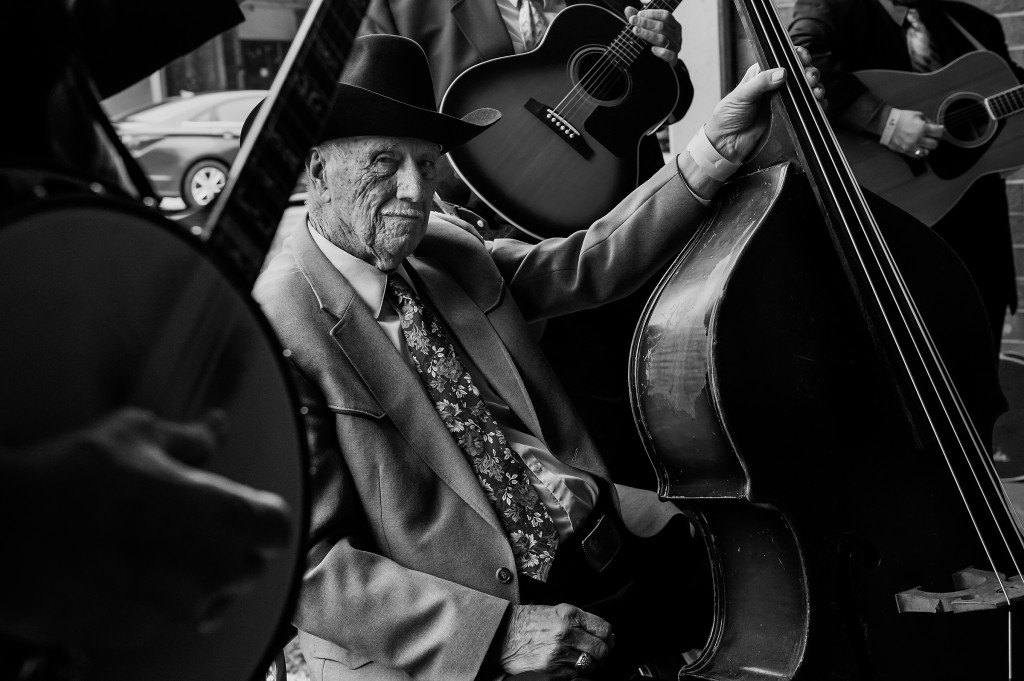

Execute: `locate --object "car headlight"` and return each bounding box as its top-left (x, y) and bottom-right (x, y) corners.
top-left (119, 134), bottom-right (162, 154)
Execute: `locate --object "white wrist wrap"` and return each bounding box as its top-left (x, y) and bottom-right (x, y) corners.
top-left (686, 126), bottom-right (742, 182)
top-left (880, 107), bottom-right (901, 146)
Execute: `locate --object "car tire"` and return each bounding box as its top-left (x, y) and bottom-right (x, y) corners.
top-left (182, 159), bottom-right (229, 208)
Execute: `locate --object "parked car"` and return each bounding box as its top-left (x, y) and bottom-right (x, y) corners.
top-left (113, 90), bottom-right (267, 208)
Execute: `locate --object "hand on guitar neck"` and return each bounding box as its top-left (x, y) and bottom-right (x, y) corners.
top-left (624, 5), bottom-right (683, 66)
top-left (0, 408), bottom-right (291, 658)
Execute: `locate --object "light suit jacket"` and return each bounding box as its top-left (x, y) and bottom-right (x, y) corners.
top-left (253, 161), bottom-right (707, 681)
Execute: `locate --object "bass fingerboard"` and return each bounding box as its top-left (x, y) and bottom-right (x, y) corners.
top-left (204, 0), bottom-right (368, 288)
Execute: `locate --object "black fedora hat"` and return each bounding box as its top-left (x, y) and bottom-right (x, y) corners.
top-left (242, 34), bottom-right (499, 152)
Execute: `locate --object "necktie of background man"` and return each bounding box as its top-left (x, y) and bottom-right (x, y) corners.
top-left (386, 273), bottom-right (560, 581)
top-left (518, 0), bottom-right (548, 51)
top-left (906, 8), bottom-right (943, 73)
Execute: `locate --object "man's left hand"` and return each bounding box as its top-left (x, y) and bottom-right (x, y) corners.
top-left (625, 5), bottom-right (682, 66)
top-left (705, 46), bottom-right (825, 164)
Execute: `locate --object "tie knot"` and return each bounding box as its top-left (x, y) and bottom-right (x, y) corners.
top-left (386, 272), bottom-right (417, 308)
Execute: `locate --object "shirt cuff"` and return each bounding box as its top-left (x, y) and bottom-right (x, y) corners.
top-left (686, 125), bottom-right (742, 182)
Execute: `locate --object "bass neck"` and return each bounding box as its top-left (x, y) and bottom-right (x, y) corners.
top-left (202, 0), bottom-right (368, 289)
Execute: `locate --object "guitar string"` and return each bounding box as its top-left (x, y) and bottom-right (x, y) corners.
top-left (914, 81), bottom-right (1024, 126)
top-left (553, 15), bottom-right (655, 121)
top-left (555, 30), bottom-right (651, 123)
top-left (552, 0), bottom-right (679, 123)
top-left (553, 36), bottom-right (637, 121)
top-left (753, 0), bottom-right (1024, 597)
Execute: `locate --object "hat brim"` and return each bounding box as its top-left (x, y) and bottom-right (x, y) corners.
top-left (319, 84), bottom-right (500, 152)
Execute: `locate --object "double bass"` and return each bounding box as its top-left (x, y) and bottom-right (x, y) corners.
top-left (628, 0), bottom-right (1024, 678)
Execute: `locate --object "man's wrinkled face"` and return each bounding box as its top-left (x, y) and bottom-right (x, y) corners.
top-left (312, 136), bottom-right (440, 271)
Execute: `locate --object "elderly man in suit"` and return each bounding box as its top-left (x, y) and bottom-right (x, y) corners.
top-left (255, 33), bottom-right (823, 681)
top-left (356, 0), bottom-right (695, 498)
top-left (790, 0), bottom-right (1024, 353)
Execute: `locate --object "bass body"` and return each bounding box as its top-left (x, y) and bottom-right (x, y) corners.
top-left (440, 2), bottom-right (678, 238)
top-left (631, 160), bottom-right (1016, 679)
top-left (629, 0), bottom-right (1024, 675)
top-left (836, 50), bottom-right (1024, 226)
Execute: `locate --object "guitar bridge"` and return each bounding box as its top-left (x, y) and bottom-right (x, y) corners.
top-left (525, 98), bottom-right (593, 160)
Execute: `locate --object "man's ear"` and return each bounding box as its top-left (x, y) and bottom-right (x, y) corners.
top-left (307, 146), bottom-right (330, 201)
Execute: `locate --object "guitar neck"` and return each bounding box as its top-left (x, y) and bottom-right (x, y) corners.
top-left (987, 83), bottom-right (1024, 120)
top-left (204, 0), bottom-right (368, 289)
top-left (607, 0), bottom-right (682, 68)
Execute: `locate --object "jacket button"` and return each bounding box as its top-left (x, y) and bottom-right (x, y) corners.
top-left (495, 567), bottom-right (514, 584)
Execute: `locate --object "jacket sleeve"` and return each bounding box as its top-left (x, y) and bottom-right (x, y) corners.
top-left (789, 0), bottom-right (887, 132)
top-left (288, 367), bottom-right (509, 681)
top-left (485, 159), bottom-right (709, 324)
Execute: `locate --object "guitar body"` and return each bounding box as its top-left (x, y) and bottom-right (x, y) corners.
top-left (441, 3), bottom-right (679, 238)
top-left (836, 50), bottom-right (1024, 226)
top-left (0, 185), bottom-right (307, 681)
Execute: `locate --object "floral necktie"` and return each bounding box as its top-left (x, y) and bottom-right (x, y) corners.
top-left (905, 8), bottom-right (943, 73)
top-left (517, 0), bottom-right (548, 52)
top-left (386, 273), bottom-right (559, 581)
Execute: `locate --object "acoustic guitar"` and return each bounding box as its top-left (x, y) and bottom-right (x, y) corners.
top-left (439, 1), bottom-right (681, 238)
top-left (836, 50), bottom-right (1024, 226)
top-left (0, 0), bottom-right (366, 679)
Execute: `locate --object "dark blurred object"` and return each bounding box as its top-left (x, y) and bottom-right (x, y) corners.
top-left (113, 91), bottom-right (268, 207)
top-left (994, 352), bottom-right (1024, 481)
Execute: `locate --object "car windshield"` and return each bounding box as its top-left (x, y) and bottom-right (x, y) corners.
top-left (119, 98), bottom-right (210, 124)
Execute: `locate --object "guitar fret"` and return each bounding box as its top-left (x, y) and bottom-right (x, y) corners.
top-left (986, 84), bottom-right (1024, 120)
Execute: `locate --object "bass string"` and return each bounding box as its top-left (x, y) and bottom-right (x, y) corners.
top-left (748, 0), bottom-right (1024, 594)
top-left (757, 0), bottom-right (1024, 568)
top-left (774, 0), bottom-right (1024, 580)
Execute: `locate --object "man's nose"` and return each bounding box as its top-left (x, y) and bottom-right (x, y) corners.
top-left (395, 162), bottom-right (432, 202)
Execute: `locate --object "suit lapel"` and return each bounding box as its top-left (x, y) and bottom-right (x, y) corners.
top-left (291, 227), bottom-right (506, 534)
top-left (450, 0), bottom-right (514, 61)
top-left (406, 257), bottom-right (544, 440)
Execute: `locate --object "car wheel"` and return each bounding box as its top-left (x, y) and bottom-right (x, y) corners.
top-left (183, 160), bottom-right (229, 207)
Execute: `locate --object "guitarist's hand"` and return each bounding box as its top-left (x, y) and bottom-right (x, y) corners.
top-left (704, 47), bottom-right (825, 164)
top-left (625, 5), bottom-right (682, 65)
top-left (885, 108), bottom-right (944, 159)
top-left (0, 407), bottom-right (291, 656)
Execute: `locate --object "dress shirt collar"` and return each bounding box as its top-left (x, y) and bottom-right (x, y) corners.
top-left (307, 221), bottom-right (413, 319)
top-left (879, 0), bottom-right (937, 25)
top-left (878, 0), bottom-right (909, 26)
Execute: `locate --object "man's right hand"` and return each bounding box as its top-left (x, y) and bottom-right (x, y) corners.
top-left (1, 407), bottom-right (291, 654)
top-left (498, 603), bottom-right (613, 678)
top-left (885, 108), bottom-right (944, 159)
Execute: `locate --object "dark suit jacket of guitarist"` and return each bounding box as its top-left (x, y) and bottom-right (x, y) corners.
top-left (790, 0), bottom-right (1024, 345)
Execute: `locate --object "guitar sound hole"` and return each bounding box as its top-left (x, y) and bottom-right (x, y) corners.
top-left (570, 48), bottom-right (630, 105)
top-left (940, 94), bottom-right (995, 147)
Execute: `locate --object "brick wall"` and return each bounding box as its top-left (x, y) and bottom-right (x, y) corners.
top-left (727, 0), bottom-right (1024, 352)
